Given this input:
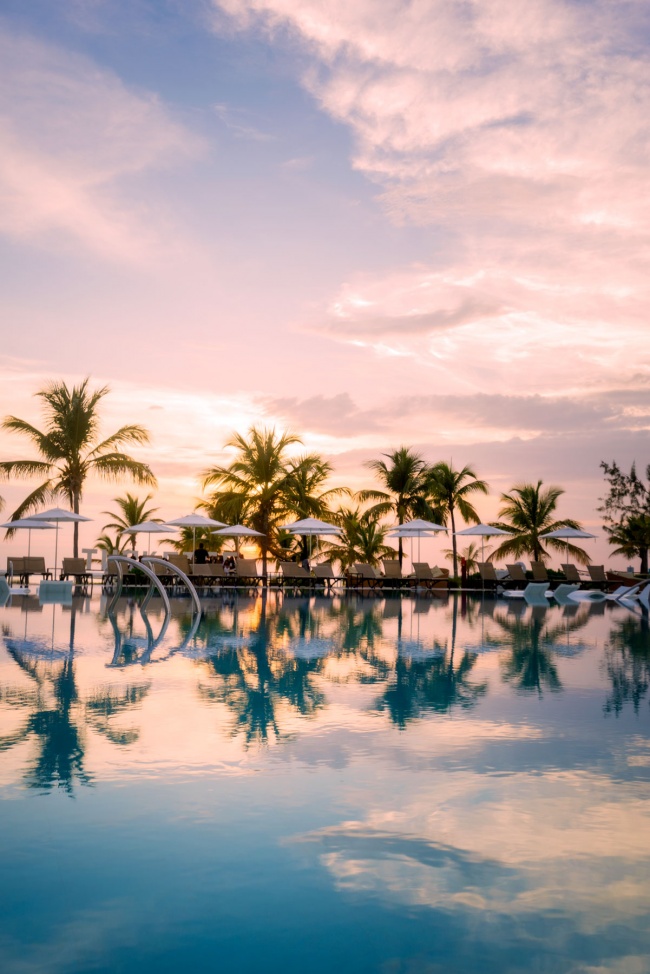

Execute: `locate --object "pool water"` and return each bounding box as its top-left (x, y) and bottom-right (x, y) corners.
top-left (1, 591), bottom-right (649, 973)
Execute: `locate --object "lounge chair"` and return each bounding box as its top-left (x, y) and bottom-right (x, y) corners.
top-left (21, 557), bottom-right (53, 585)
top-left (551, 583), bottom-right (580, 604)
top-left (6, 557), bottom-right (25, 584)
top-left (347, 563), bottom-right (383, 591)
top-left (233, 558), bottom-right (262, 588)
top-left (60, 557), bottom-right (92, 587)
top-left (506, 564), bottom-right (528, 587)
top-left (167, 553), bottom-right (192, 575)
top-left (587, 565), bottom-right (607, 590)
top-left (382, 560), bottom-right (405, 589)
top-left (312, 562), bottom-right (343, 593)
top-left (530, 561), bottom-right (549, 583)
top-left (504, 582), bottom-right (549, 604)
top-left (568, 579), bottom-right (648, 603)
top-left (190, 562), bottom-right (228, 592)
top-left (277, 562), bottom-right (314, 590)
top-left (477, 562), bottom-right (500, 590)
top-left (561, 564), bottom-right (584, 584)
top-left (409, 563), bottom-right (449, 591)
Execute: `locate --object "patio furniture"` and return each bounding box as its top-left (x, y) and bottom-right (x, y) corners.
top-left (347, 563), bottom-right (383, 591)
top-left (312, 562), bottom-right (344, 593)
top-left (506, 564), bottom-right (528, 586)
top-left (530, 561), bottom-right (549, 582)
top-left (233, 558), bottom-right (263, 588)
top-left (477, 562), bottom-right (500, 590)
top-left (409, 563), bottom-right (449, 591)
top-left (587, 565), bottom-right (607, 590)
top-left (561, 564), bottom-right (584, 584)
top-left (382, 560), bottom-right (405, 589)
top-left (277, 562), bottom-right (314, 590)
top-left (60, 557), bottom-right (93, 587)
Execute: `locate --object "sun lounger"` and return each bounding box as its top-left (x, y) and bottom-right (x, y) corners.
top-left (587, 565), bottom-right (607, 590)
top-left (382, 560), bottom-right (405, 589)
top-left (568, 579), bottom-right (647, 603)
top-left (190, 562), bottom-right (229, 591)
top-left (530, 561), bottom-right (549, 582)
top-left (277, 562), bottom-right (314, 589)
top-left (504, 582), bottom-right (550, 604)
top-left (477, 562), bottom-right (500, 590)
top-left (60, 557), bottom-right (92, 587)
top-left (233, 558), bottom-right (262, 587)
top-left (551, 583), bottom-right (580, 604)
top-left (506, 564), bottom-right (528, 586)
top-left (312, 562), bottom-right (343, 592)
top-left (347, 563), bottom-right (383, 590)
top-left (6, 557), bottom-right (25, 584)
top-left (409, 563), bottom-right (449, 591)
top-left (561, 564), bottom-right (584, 584)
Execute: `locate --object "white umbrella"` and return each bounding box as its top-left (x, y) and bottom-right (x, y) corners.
top-left (387, 519), bottom-right (447, 563)
top-left (539, 527), bottom-right (597, 565)
top-left (29, 507), bottom-right (92, 575)
top-left (165, 513), bottom-right (227, 560)
top-left (280, 517), bottom-right (341, 558)
top-left (212, 524), bottom-right (264, 554)
top-left (120, 521), bottom-right (178, 555)
top-left (0, 517), bottom-right (56, 557)
top-left (454, 523), bottom-right (512, 564)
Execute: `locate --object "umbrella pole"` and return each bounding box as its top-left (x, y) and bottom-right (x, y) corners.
top-left (28, 529), bottom-right (31, 558)
top-left (54, 524), bottom-right (59, 578)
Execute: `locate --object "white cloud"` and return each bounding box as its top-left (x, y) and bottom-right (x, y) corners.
top-left (0, 25), bottom-right (205, 262)
top-left (211, 0), bottom-right (650, 398)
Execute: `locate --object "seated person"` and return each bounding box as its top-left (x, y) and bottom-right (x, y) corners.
top-left (194, 542), bottom-right (209, 565)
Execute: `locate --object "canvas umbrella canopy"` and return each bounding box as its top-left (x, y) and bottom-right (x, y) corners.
top-left (0, 517), bottom-right (56, 557)
top-left (165, 513), bottom-right (227, 561)
top-left (29, 507), bottom-right (92, 576)
top-left (539, 527), bottom-right (597, 565)
top-left (387, 518), bottom-right (447, 564)
top-left (280, 517), bottom-right (342, 558)
top-left (120, 521), bottom-right (178, 555)
top-left (212, 524), bottom-right (264, 555)
top-left (454, 523), bottom-right (512, 564)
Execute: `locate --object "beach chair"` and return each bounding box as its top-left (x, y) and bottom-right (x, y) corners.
top-left (167, 553), bottom-right (192, 576)
top-left (60, 557), bottom-right (92, 587)
top-left (6, 557), bottom-right (25, 584)
top-left (587, 565), bottom-right (607, 590)
top-left (190, 562), bottom-right (228, 592)
top-left (530, 561), bottom-right (549, 583)
top-left (506, 564), bottom-right (528, 587)
top-left (278, 562), bottom-right (313, 590)
top-left (347, 563), bottom-right (383, 591)
top-left (561, 564), bottom-right (583, 584)
top-left (21, 556), bottom-right (52, 585)
top-left (504, 582), bottom-right (550, 604)
top-left (477, 562), bottom-right (500, 590)
top-left (312, 562), bottom-right (343, 593)
top-left (233, 558), bottom-right (262, 588)
top-left (409, 563), bottom-right (449, 591)
top-left (382, 560), bottom-right (405, 589)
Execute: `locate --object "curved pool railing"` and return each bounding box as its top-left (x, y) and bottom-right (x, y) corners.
top-left (107, 555), bottom-right (172, 615)
top-left (141, 556), bottom-right (202, 616)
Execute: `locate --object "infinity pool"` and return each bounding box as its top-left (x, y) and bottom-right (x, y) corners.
top-left (1, 591), bottom-right (649, 973)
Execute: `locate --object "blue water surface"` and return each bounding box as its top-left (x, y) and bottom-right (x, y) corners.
top-left (1, 591), bottom-right (649, 973)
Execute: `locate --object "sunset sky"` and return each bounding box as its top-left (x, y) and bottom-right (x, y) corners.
top-left (1, 0), bottom-right (649, 562)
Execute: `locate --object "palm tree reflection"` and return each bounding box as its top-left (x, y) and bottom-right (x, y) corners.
top-left (0, 601), bottom-right (150, 792)
top-left (197, 594), bottom-right (326, 746)
top-left (603, 612), bottom-right (650, 715)
top-left (376, 599), bottom-right (487, 728)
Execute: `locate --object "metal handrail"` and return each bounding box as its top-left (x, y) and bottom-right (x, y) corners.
top-left (142, 556), bottom-right (202, 615)
top-left (107, 555), bottom-right (171, 614)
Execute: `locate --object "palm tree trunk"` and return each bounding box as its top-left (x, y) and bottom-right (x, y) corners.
top-left (641, 546), bottom-right (649, 574)
top-left (73, 491), bottom-right (80, 559)
top-left (450, 504), bottom-right (457, 577)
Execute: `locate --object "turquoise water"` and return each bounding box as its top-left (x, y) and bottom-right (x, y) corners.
top-left (1, 591), bottom-right (649, 973)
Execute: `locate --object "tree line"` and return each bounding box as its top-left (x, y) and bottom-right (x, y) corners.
top-left (1, 378), bottom-right (649, 574)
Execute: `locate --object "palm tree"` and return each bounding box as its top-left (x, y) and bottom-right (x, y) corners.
top-left (100, 492), bottom-right (159, 551)
top-left (0, 378), bottom-right (156, 556)
top-left (490, 481), bottom-right (589, 565)
top-left (202, 426), bottom-right (302, 577)
top-left (322, 505), bottom-right (396, 570)
top-left (427, 461), bottom-right (489, 576)
top-left (360, 447), bottom-right (436, 566)
top-left (442, 541), bottom-right (486, 573)
top-left (605, 514), bottom-right (650, 574)
top-left (283, 454), bottom-right (347, 560)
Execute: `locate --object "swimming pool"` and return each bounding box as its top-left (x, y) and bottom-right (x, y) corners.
top-left (1, 591), bottom-right (649, 973)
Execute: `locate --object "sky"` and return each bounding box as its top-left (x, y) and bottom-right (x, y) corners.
top-left (0, 0), bottom-right (649, 564)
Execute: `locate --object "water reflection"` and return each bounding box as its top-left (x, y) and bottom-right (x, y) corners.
top-left (0, 599), bottom-right (150, 792)
top-left (603, 611), bottom-right (650, 715)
